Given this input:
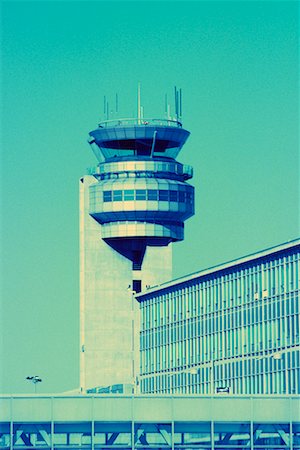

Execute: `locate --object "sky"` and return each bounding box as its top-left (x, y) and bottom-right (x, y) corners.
top-left (0, 1), bottom-right (299, 394)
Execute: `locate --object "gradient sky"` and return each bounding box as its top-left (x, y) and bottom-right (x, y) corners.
top-left (1, 1), bottom-right (299, 394)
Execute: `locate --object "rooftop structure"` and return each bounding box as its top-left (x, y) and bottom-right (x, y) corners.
top-left (136, 239), bottom-right (300, 395)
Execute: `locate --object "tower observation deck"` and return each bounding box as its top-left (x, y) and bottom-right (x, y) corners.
top-left (88, 117), bottom-right (195, 271)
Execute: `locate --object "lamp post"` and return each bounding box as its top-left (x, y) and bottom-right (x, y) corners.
top-left (192, 361), bottom-right (215, 395)
top-left (26, 376), bottom-right (42, 393)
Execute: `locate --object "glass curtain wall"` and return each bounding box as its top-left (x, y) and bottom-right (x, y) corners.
top-left (140, 246), bottom-right (300, 394)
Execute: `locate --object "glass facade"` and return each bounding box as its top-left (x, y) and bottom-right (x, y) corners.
top-left (138, 240), bottom-right (300, 394)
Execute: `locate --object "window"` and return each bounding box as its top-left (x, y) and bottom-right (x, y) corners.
top-left (103, 191), bottom-right (112, 202)
top-left (113, 190), bottom-right (122, 201)
top-left (186, 192), bottom-right (192, 204)
top-left (170, 190), bottom-right (178, 202)
top-left (178, 191), bottom-right (185, 202)
top-left (147, 190), bottom-right (158, 201)
top-left (103, 188), bottom-right (192, 203)
top-left (123, 189), bottom-right (134, 200)
top-left (136, 189), bottom-right (146, 200)
top-left (159, 190), bottom-right (169, 201)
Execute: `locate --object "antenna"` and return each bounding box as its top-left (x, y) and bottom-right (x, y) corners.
top-left (106, 101), bottom-right (109, 120)
top-left (175, 86), bottom-right (181, 123)
top-left (165, 94), bottom-right (168, 117)
top-left (174, 86), bottom-right (177, 121)
top-left (167, 103), bottom-right (171, 121)
top-left (104, 96), bottom-right (106, 115)
top-left (137, 82), bottom-right (141, 124)
top-left (179, 88), bottom-right (182, 119)
top-left (116, 93), bottom-right (118, 113)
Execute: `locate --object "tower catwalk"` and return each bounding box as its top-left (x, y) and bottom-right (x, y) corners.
top-left (80, 115), bottom-right (194, 393)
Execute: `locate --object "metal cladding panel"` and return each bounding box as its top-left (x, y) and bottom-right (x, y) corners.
top-left (10, 397), bottom-right (52, 422)
top-left (100, 221), bottom-right (184, 241)
top-left (90, 178), bottom-right (192, 193)
top-left (92, 397), bottom-right (133, 421)
top-left (172, 397), bottom-right (213, 421)
top-left (133, 397), bottom-right (173, 422)
top-left (291, 397), bottom-right (300, 418)
top-left (53, 397), bottom-right (93, 421)
top-left (252, 397), bottom-right (292, 422)
top-left (212, 397), bottom-right (252, 421)
top-left (90, 209), bottom-right (193, 224)
top-left (0, 398), bottom-right (11, 421)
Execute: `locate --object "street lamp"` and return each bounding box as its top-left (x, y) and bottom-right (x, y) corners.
top-left (256, 351), bottom-right (283, 361)
top-left (187, 361), bottom-right (216, 395)
top-left (26, 376), bottom-right (42, 393)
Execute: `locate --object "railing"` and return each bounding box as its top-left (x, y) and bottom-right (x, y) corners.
top-left (98, 118), bottom-right (182, 128)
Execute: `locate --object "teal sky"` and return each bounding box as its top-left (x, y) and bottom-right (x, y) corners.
top-left (1, 1), bottom-right (299, 393)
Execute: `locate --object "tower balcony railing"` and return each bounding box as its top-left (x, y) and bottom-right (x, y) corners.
top-left (182, 164), bottom-right (193, 179)
top-left (98, 117), bottom-right (183, 128)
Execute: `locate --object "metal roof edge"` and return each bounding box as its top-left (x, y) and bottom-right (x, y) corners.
top-left (0, 393), bottom-right (299, 399)
top-left (136, 238), bottom-right (300, 299)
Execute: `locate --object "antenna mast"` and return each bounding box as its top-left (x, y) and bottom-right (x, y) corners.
top-left (137, 82), bottom-right (141, 124)
top-left (116, 93), bottom-right (119, 114)
top-left (173, 86), bottom-right (183, 123)
top-left (179, 88), bottom-right (182, 121)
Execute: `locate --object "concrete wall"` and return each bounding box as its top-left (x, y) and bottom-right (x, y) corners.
top-left (79, 176), bottom-right (172, 392)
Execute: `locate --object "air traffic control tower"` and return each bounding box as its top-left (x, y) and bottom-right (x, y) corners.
top-left (80, 102), bottom-right (194, 393)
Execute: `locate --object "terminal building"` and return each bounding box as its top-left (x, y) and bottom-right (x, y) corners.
top-left (137, 239), bottom-right (300, 395)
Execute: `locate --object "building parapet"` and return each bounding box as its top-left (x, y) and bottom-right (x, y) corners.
top-left (0, 395), bottom-right (299, 422)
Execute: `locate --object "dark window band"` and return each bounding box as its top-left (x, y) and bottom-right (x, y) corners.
top-left (103, 189), bottom-right (193, 204)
